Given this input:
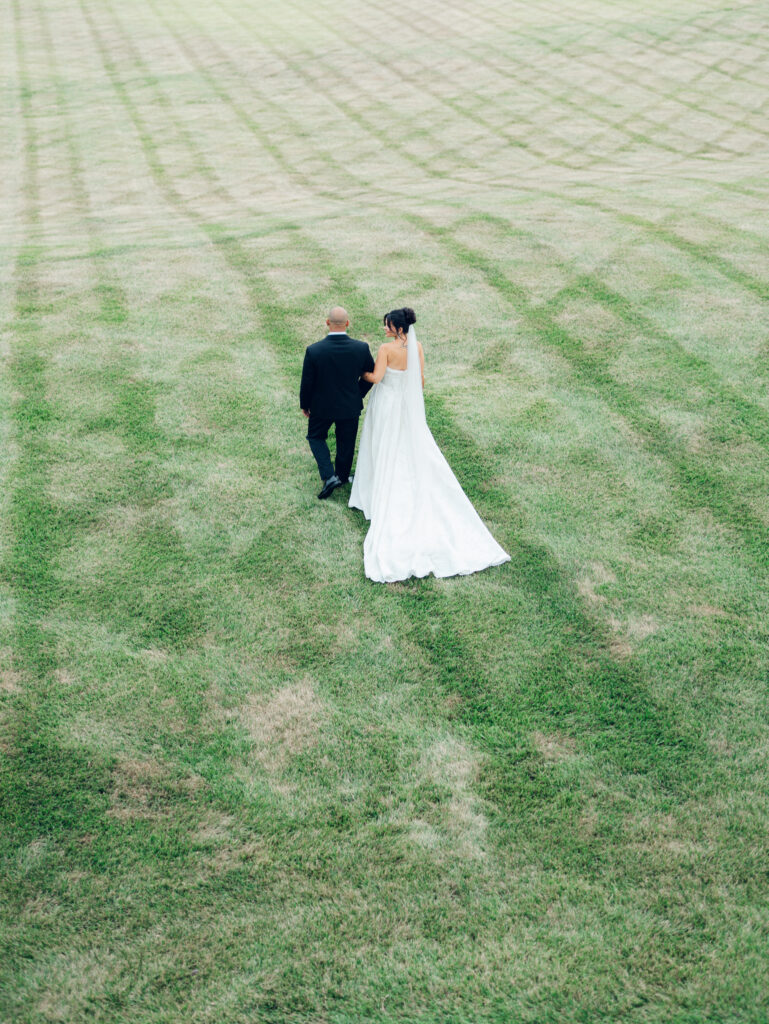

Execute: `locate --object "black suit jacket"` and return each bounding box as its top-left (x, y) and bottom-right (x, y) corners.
top-left (300, 334), bottom-right (375, 419)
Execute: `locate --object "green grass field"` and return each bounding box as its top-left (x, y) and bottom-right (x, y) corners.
top-left (2, 0), bottom-right (768, 1020)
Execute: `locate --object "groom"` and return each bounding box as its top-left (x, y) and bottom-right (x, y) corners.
top-left (300, 306), bottom-right (375, 499)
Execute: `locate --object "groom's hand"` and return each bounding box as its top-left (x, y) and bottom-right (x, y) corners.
top-left (301, 408), bottom-right (310, 418)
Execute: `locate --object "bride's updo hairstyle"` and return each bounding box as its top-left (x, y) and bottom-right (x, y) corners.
top-left (384, 307), bottom-right (416, 335)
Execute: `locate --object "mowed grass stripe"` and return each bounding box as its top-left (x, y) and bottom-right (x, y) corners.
top-left (220, 0), bottom-right (571, 175)
top-left (144, 0), bottom-right (304, 193)
top-left (7, 0), bottom-right (59, 689)
top-left (85, 0), bottom-right (333, 223)
top-left (165, 0), bottom-right (423, 213)
top-left (578, 42), bottom-right (769, 159)
top-left (77, 0), bottom-right (225, 214)
top-left (550, 271), bottom-right (769, 444)
top-left (455, 210), bottom-right (769, 447)
top-left (206, 0), bottom-right (769, 318)
top-left (371, 0), bottom-right (769, 284)
top-left (360, 0), bottom-right (768, 173)
top-left (2, 0), bottom-right (115, 878)
top-left (4, 0), bottom-right (207, 884)
top-left (357, 0), bottom-right (707, 166)
top-left (272, 0), bottom-right (648, 170)
top-left (404, 211), bottom-right (769, 568)
top-left (5, 11), bottom-right (287, 996)
top-left (522, 2), bottom-right (769, 161)
top-left (8, 0), bottom-right (202, 844)
top-left (576, 200), bottom-right (769, 304)
top-left (32, 0), bottom-right (207, 653)
top-left (228, 0), bottom-right (769, 351)
top-left (33, 0), bottom-right (131, 328)
top-left (457, 172), bottom-right (769, 309)
top-left (475, 0), bottom-right (769, 149)
top-left (150, 0), bottom-right (366, 208)
top-left (232, 0), bottom-right (769, 303)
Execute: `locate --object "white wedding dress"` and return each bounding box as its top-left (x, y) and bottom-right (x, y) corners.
top-left (349, 326), bottom-right (510, 583)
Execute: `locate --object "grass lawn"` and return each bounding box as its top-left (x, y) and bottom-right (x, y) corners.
top-left (1, 0), bottom-right (768, 1020)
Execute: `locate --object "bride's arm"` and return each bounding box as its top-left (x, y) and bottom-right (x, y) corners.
top-left (362, 344), bottom-right (389, 384)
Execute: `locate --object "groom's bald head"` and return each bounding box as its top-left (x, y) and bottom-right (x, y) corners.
top-left (327, 306), bottom-right (349, 329)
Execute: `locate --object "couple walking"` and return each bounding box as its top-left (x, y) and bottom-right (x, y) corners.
top-left (300, 306), bottom-right (510, 583)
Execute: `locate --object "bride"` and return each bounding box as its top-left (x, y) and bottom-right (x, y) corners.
top-left (349, 307), bottom-right (510, 583)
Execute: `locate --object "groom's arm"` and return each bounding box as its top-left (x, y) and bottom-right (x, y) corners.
top-left (358, 344), bottom-right (376, 398)
top-left (299, 348), bottom-right (314, 415)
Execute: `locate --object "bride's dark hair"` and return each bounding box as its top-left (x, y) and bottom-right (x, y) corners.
top-left (384, 307), bottom-right (416, 334)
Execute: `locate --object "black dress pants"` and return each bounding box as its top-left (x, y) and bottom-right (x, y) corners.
top-left (307, 414), bottom-right (359, 483)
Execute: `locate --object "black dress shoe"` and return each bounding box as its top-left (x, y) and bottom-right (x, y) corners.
top-left (318, 475), bottom-right (342, 499)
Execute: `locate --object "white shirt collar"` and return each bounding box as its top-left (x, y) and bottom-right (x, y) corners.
top-left (328, 331), bottom-right (348, 335)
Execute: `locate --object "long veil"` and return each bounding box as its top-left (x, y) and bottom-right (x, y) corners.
top-left (405, 324), bottom-right (425, 428)
top-left (401, 324), bottom-right (428, 534)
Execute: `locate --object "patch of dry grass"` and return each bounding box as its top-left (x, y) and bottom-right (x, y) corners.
top-left (241, 679), bottom-right (325, 770)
